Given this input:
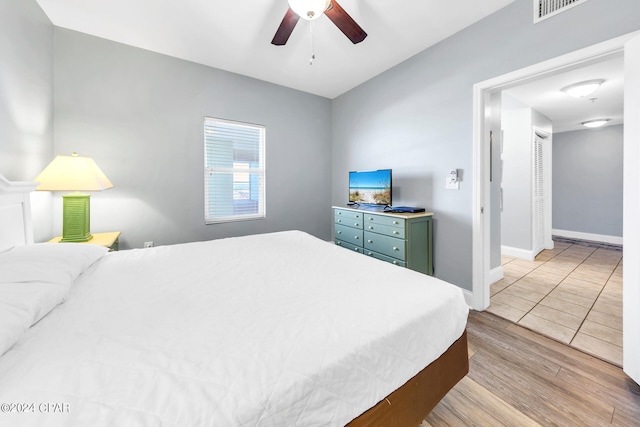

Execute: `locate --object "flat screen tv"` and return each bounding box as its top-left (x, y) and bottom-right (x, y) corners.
top-left (348, 169), bottom-right (392, 206)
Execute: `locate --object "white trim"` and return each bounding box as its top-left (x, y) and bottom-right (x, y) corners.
top-left (462, 289), bottom-right (475, 309)
top-left (623, 32), bottom-right (640, 385)
top-left (471, 83), bottom-right (491, 311)
top-left (552, 229), bottom-right (623, 246)
top-left (489, 266), bottom-right (504, 285)
top-left (501, 245), bottom-right (536, 261)
top-left (471, 32), bottom-right (639, 312)
top-left (0, 174), bottom-right (38, 248)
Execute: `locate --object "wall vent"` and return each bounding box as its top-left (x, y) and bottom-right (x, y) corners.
top-left (534, 0), bottom-right (591, 23)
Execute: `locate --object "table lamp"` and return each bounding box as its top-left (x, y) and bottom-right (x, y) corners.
top-left (34, 152), bottom-right (113, 242)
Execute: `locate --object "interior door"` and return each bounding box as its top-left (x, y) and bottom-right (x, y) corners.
top-left (623, 32), bottom-right (640, 385)
top-left (532, 132), bottom-right (546, 257)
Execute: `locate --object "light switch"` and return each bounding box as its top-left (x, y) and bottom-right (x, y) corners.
top-left (446, 168), bottom-right (460, 190)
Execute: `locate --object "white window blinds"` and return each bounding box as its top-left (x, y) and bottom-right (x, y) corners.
top-left (204, 117), bottom-right (266, 223)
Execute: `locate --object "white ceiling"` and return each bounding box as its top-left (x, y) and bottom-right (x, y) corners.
top-left (35, 0), bottom-right (515, 99)
top-left (502, 55), bottom-right (624, 133)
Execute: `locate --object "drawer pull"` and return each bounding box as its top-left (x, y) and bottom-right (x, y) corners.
top-left (337, 230), bottom-right (342, 234)
top-left (354, 223), bottom-right (360, 227)
top-left (368, 217), bottom-right (374, 221)
top-left (393, 221), bottom-right (399, 225)
top-left (354, 248), bottom-right (361, 252)
top-left (355, 214), bottom-right (361, 218)
top-left (393, 247), bottom-right (399, 251)
top-left (337, 211), bottom-right (342, 215)
top-left (393, 231), bottom-right (399, 235)
top-left (336, 241), bottom-right (342, 246)
top-left (355, 236), bottom-right (360, 240)
top-left (393, 260), bottom-right (399, 265)
top-left (337, 219), bottom-right (342, 223)
top-left (368, 226), bottom-right (374, 230)
top-left (367, 239), bottom-right (373, 243)
top-left (367, 252), bottom-right (374, 256)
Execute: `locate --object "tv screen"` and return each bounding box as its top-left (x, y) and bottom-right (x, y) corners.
top-left (349, 169), bottom-right (392, 206)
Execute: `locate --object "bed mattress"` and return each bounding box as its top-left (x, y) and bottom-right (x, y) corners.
top-left (0, 230), bottom-right (468, 426)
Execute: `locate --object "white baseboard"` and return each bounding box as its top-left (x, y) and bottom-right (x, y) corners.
top-left (463, 289), bottom-right (475, 309)
top-left (489, 266), bottom-right (504, 285)
top-left (501, 245), bottom-right (535, 261)
top-left (552, 229), bottom-right (623, 246)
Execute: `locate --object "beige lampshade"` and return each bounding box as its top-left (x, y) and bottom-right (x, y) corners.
top-left (35, 153), bottom-right (113, 191)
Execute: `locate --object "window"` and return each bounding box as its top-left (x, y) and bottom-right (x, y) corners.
top-left (204, 117), bottom-right (265, 223)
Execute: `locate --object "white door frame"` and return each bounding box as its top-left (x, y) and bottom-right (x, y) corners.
top-left (622, 32), bottom-right (640, 384)
top-left (471, 32), bottom-right (635, 311)
top-left (471, 31), bottom-right (640, 384)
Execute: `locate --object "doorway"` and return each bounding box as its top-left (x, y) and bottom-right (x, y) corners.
top-left (470, 31), bottom-right (640, 384)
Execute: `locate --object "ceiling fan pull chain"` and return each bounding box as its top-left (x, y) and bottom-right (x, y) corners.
top-left (309, 20), bottom-right (315, 65)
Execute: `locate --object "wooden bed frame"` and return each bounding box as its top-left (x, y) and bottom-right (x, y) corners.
top-left (348, 330), bottom-right (468, 426)
top-left (0, 174), bottom-right (469, 426)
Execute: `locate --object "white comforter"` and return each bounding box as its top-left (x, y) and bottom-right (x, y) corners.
top-left (0, 230), bottom-right (468, 427)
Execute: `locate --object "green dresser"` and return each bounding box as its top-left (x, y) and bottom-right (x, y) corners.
top-left (333, 206), bottom-right (434, 275)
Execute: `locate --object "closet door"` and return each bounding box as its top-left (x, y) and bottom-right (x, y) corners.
top-left (532, 132), bottom-right (546, 256)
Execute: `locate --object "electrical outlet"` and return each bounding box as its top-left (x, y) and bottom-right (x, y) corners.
top-left (446, 177), bottom-right (460, 190)
top-left (144, 241), bottom-right (154, 248)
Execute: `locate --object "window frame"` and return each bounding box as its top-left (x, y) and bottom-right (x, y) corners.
top-left (204, 117), bottom-right (266, 224)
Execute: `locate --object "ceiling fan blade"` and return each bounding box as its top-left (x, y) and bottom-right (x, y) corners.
top-left (271, 8), bottom-right (300, 46)
top-left (324, 1), bottom-right (367, 44)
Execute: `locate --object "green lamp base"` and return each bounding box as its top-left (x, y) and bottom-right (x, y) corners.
top-left (61, 193), bottom-right (93, 242)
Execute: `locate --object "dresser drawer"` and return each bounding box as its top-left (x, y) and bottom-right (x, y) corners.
top-left (334, 210), bottom-right (364, 229)
top-left (335, 224), bottom-right (364, 247)
top-left (335, 239), bottom-right (364, 253)
top-left (334, 209), bottom-right (363, 222)
top-left (364, 231), bottom-right (406, 260)
top-left (365, 250), bottom-right (406, 267)
top-left (364, 222), bottom-right (406, 239)
top-left (363, 213), bottom-right (405, 230)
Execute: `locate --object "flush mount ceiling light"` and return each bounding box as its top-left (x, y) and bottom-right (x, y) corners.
top-left (562, 79), bottom-right (605, 98)
top-left (582, 119), bottom-right (610, 128)
top-left (288, 0), bottom-right (330, 20)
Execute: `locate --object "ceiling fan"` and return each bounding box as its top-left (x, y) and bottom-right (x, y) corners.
top-left (271, 0), bottom-right (367, 46)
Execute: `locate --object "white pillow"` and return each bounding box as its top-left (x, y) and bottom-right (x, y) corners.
top-left (0, 281), bottom-right (68, 356)
top-left (0, 243), bottom-right (108, 286)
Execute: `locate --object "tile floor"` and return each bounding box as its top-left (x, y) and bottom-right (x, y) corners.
top-left (487, 240), bottom-right (623, 366)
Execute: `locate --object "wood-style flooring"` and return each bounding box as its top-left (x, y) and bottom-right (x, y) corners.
top-left (422, 310), bottom-right (640, 426)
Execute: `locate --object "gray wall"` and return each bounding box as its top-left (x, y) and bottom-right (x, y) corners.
top-left (53, 29), bottom-right (332, 249)
top-left (501, 102), bottom-right (552, 255)
top-left (0, 0), bottom-right (54, 242)
top-left (332, 0), bottom-right (640, 290)
top-left (553, 125), bottom-right (623, 237)
top-left (501, 108), bottom-right (533, 251)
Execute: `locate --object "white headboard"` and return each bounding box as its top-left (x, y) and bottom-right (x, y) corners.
top-left (0, 174), bottom-right (38, 249)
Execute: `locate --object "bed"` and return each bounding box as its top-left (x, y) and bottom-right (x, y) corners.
top-left (0, 174), bottom-right (469, 427)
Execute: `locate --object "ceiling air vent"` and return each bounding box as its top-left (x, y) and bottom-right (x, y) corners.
top-left (534, 0), bottom-right (591, 23)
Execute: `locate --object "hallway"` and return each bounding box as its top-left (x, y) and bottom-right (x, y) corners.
top-left (487, 241), bottom-right (623, 366)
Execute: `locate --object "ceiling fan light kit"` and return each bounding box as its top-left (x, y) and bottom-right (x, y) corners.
top-left (288, 0), bottom-right (330, 20)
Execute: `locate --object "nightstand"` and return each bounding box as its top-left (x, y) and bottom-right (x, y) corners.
top-left (49, 231), bottom-right (121, 251)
